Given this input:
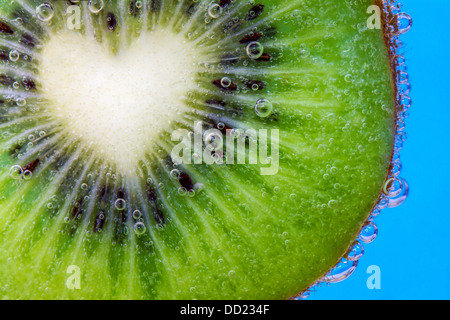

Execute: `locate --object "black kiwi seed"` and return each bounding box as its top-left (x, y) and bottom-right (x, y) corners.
top-left (150, 0), bottom-right (161, 12)
top-left (212, 79), bottom-right (238, 91)
top-left (20, 33), bottom-right (36, 48)
top-left (0, 51), bottom-right (8, 61)
top-left (93, 211), bottom-right (105, 233)
top-left (178, 172), bottom-right (194, 192)
top-left (256, 53), bottom-right (272, 62)
top-left (22, 77), bottom-right (36, 91)
top-left (239, 32), bottom-right (263, 44)
top-left (22, 158), bottom-right (40, 173)
top-left (129, 0), bottom-right (141, 17)
top-left (244, 80), bottom-right (266, 90)
top-left (106, 13), bottom-right (117, 32)
top-left (153, 208), bottom-right (165, 227)
top-left (72, 199), bottom-right (84, 220)
top-left (245, 4), bottom-right (264, 21)
top-left (0, 20), bottom-right (14, 35)
top-left (0, 74), bottom-right (14, 86)
top-left (219, 0), bottom-right (232, 8)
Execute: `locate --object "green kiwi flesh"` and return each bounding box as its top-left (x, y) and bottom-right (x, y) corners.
top-left (0, 0), bottom-right (396, 299)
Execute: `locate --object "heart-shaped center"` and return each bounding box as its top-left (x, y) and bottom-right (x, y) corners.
top-left (39, 30), bottom-right (200, 174)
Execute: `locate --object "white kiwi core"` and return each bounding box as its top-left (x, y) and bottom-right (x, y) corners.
top-left (39, 30), bottom-right (201, 175)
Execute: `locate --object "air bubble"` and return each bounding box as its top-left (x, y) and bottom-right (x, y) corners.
top-left (88, 0), bottom-right (104, 14)
top-left (220, 77), bottom-right (232, 88)
top-left (22, 170), bottom-right (32, 180)
top-left (9, 50), bottom-right (20, 62)
top-left (36, 3), bottom-right (54, 22)
top-left (81, 183), bottom-right (88, 190)
top-left (114, 198), bottom-right (126, 211)
top-left (322, 259), bottom-right (358, 283)
top-left (383, 177), bottom-right (409, 208)
top-left (359, 222), bottom-right (378, 244)
top-left (246, 42), bottom-right (264, 59)
top-left (178, 187), bottom-right (187, 196)
top-left (135, 1), bottom-right (143, 8)
top-left (205, 132), bottom-right (223, 151)
top-left (397, 13), bottom-right (412, 35)
top-left (344, 74), bottom-right (353, 82)
top-left (346, 241), bottom-right (364, 261)
top-left (16, 98), bottom-right (26, 107)
top-left (9, 165), bottom-right (22, 179)
top-left (254, 98), bottom-right (273, 118)
top-left (132, 210), bottom-right (142, 220)
top-left (208, 4), bottom-right (223, 19)
top-left (134, 222), bottom-right (146, 235)
top-left (170, 169), bottom-right (180, 179)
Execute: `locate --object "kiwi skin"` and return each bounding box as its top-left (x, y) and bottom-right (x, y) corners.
top-left (0, 0), bottom-right (402, 299)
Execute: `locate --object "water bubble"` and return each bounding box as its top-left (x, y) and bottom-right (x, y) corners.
top-left (251, 83), bottom-right (259, 91)
top-left (81, 183), bottom-right (88, 190)
top-left (220, 77), bottom-right (232, 88)
top-left (205, 132), bottom-right (223, 151)
top-left (16, 98), bottom-right (26, 107)
top-left (344, 74), bottom-right (353, 82)
top-left (327, 199), bottom-right (338, 208)
top-left (246, 41), bottom-right (264, 59)
top-left (22, 170), bottom-right (32, 180)
top-left (88, 0), bottom-right (104, 14)
top-left (346, 241), bottom-right (364, 261)
top-left (289, 193), bottom-right (297, 201)
top-left (208, 4), bottom-right (223, 19)
top-left (384, 177), bottom-right (409, 208)
top-left (359, 222), bottom-right (378, 244)
top-left (114, 198), bottom-right (126, 211)
top-left (39, 131), bottom-right (46, 137)
top-left (170, 169), bottom-right (180, 179)
top-left (9, 50), bottom-right (20, 62)
top-left (36, 3), bottom-right (54, 22)
top-left (13, 82), bottom-right (20, 89)
top-left (254, 98), bottom-right (273, 118)
top-left (133, 222), bottom-right (146, 235)
top-left (273, 186), bottom-right (280, 193)
top-left (28, 134), bottom-right (35, 141)
top-left (217, 122), bottom-right (225, 130)
top-left (64, 217), bottom-right (70, 223)
top-left (397, 13), bottom-right (412, 34)
top-left (178, 187), bottom-right (187, 196)
top-left (322, 259), bottom-right (358, 283)
top-left (193, 183), bottom-right (205, 193)
top-left (135, 0), bottom-right (143, 8)
top-left (9, 165), bottom-right (22, 179)
top-left (132, 210), bottom-right (142, 220)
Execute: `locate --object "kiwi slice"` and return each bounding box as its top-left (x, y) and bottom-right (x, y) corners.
top-left (0, 0), bottom-right (407, 299)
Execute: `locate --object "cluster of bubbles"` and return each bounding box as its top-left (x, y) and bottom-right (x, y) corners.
top-left (294, 2), bottom-right (412, 300)
top-left (9, 165), bottom-right (32, 180)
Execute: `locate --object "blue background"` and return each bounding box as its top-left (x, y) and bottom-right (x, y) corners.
top-left (310, 0), bottom-right (450, 300)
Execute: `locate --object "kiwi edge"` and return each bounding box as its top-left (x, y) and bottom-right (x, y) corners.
top-left (291, 0), bottom-right (411, 299)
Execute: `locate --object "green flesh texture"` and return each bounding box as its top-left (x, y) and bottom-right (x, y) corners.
top-left (0, 0), bottom-right (395, 299)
